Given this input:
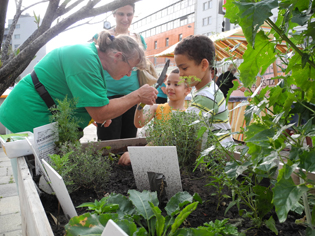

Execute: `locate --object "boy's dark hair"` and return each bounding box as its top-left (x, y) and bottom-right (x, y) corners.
top-left (174, 35), bottom-right (215, 69)
top-left (211, 67), bottom-right (218, 74)
top-left (171, 68), bottom-right (179, 74)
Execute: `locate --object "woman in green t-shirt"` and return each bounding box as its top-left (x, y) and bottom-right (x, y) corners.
top-left (0, 31), bottom-right (158, 134)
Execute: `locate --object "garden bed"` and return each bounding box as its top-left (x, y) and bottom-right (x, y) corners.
top-left (17, 138), bottom-right (307, 236)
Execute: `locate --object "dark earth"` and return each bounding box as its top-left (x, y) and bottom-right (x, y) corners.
top-left (38, 156), bottom-right (307, 236)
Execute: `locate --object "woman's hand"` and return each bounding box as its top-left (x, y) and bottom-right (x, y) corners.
top-left (92, 119), bottom-right (112, 127)
top-left (137, 84), bottom-right (158, 105)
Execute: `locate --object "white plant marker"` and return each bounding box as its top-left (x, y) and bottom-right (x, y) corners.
top-left (128, 146), bottom-right (182, 199)
top-left (42, 159), bottom-right (77, 220)
top-left (101, 219), bottom-right (128, 236)
top-left (33, 122), bottom-right (59, 175)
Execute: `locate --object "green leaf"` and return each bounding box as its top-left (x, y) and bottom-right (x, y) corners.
top-left (133, 227), bottom-right (148, 236)
top-left (299, 150), bottom-right (315, 172)
top-left (149, 202), bottom-right (165, 236)
top-left (253, 185), bottom-right (273, 218)
top-left (200, 145), bottom-right (215, 157)
top-left (265, 216), bottom-right (278, 235)
top-left (245, 123), bottom-right (275, 143)
top-left (115, 219), bottom-right (138, 236)
top-left (170, 202), bottom-right (199, 234)
top-left (165, 191), bottom-right (194, 216)
top-left (273, 176), bottom-right (308, 223)
top-left (65, 213), bottom-right (119, 236)
top-left (197, 126), bottom-right (207, 139)
top-left (291, 7), bottom-right (312, 26)
top-left (107, 194), bottom-right (135, 218)
top-left (234, 0), bottom-right (278, 47)
top-left (193, 193), bottom-right (203, 204)
top-left (128, 190), bottom-right (159, 221)
top-left (239, 31), bottom-right (277, 88)
top-left (225, 161), bottom-right (251, 179)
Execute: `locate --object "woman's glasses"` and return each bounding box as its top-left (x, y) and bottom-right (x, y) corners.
top-left (122, 54), bottom-right (137, 72)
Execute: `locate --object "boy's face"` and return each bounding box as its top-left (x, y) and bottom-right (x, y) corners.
top-left (166, 73), bottom-right (190, 101)
top-left (174, 54), bottom-right (206, 88)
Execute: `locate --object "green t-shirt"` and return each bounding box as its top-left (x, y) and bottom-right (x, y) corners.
top-left (0, 43), bottom-right (109, 133)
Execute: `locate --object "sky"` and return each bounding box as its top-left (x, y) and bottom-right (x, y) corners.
top-left (5, 0), bottom-right (168, 52)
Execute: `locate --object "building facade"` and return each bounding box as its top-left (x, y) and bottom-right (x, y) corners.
top-left (131, 0), bottom-right (196, 67)
top-left (8, 14), bottom-right (46, 79)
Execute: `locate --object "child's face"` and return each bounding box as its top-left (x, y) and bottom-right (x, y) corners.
top-left (174, 54), bottom-right (207, 87)
top-left (166, 73), bottom-right (190, 101)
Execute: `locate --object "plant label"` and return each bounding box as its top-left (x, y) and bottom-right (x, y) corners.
top-left (128, 146), bottom-right (182, 199)
top-left (101, 219), bottom-right (128, 236)
top-left (33, 122), bottom-right (59, 175)
top-left (42, 159), bottom-right (77, 220)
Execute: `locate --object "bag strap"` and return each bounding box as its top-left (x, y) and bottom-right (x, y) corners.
top-left (31, 71), bottom-right (57, 115)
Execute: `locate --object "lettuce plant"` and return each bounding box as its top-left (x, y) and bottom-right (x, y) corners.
top-left (64, 190), bottom-right (220, 236)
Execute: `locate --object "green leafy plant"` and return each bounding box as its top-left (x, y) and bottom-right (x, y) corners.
top-left (198, 219), bottom-right (239, 236)
top-left (49, 151), bottom-right (76, 189)
top-left (56, 141), bottom-right (112, 193)
top-left (77, 195), bottom-right (119, 215)
top-left (65, 190), bottom-right (214, 236)
top-left (223, 0), bottom-right (315, 233)
top-left (145, 110), bottom-right (205, 169)
top-left (49, 96), bottom-right (82, 147)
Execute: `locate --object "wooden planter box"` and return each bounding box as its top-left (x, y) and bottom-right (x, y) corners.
top-left (16, 137), bottom-right (147, 236)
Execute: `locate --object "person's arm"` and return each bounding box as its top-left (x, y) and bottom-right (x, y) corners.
top-left (134, 104), bottom-right (158, 128)
top-left (86, 84), bottom-right (157, 123)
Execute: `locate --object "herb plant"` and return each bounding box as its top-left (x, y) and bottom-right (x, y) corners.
top-left (49, 96), bottom-right (82, 147)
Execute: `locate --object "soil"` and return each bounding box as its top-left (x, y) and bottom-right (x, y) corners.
top-left (39, 158), bottom-right (307, 236)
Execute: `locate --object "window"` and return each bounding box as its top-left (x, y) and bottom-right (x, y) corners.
top-left (161, 24), bottom-right (166, 32)
top-left (156, 26), bottom-right (161, 34)
top-left (168, 21), bottom-right (173, 30)
top-left (168, 6), bottom-right (174, 14)
top-left (174, 3), bottom-right (180, 11)
top-left (14, 44), bottom-right (19, 49)
top-left (154, 57), bottom-right (157, 65)
top-left (178, 34), bottom-right (182, 41)
top-left (162, 9), bottom-right (167, 17)
top-left (203, 1), bottom-right (212, 10)
top-left (151, 28), bottom-right (156, 35)
top-left (203, 18), bottom-right (207, 26)
top-left (203, 2), bottom-right (208, 10)
top-left (16, 24), bottom-right (20, 29)
top-left (165, 38), bottom-right (169, 46)
top-left (154, 41), bottom-right (157, 49)
top-left (14, 34), bottom-right (20, 39)
top-left (203, 17), bottom-right (211, 26)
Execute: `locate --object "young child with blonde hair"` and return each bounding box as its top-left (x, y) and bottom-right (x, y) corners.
top-left (118, 68), bottom-right (191, 165)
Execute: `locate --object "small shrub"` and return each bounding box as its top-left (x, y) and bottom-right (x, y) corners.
top-left (57, 141), bottom-right (112, 193)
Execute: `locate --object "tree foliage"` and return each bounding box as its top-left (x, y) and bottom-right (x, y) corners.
top-left (0, 0), bottom-right (140, 95)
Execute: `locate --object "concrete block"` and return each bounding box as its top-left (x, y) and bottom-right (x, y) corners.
top-left (0, 196), bottom-right (20, 215)
top-left (0, 160), bottom-right (12, 167)
top-left (0, 183), bottom-right (18, 198)
top-left (3, 229), bottom-right (23, 236)
top-left (0, 212), bottom-right (21, 233)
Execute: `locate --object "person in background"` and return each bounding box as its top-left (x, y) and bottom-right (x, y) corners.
top-left (118, 68), bottom-right (191, 165)
top-left (156, 75), bottom-right (168, 104)
top-left (174, 35), bottom-right (234, 147)
top-left (212, 67), bottom-right (218, 83)
top-left (96, 3), bottom-right (148, 141)
top-left (215, 64), bottom-right (246, 98)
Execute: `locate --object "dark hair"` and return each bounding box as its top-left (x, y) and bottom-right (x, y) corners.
top-left (171, 68), bottom-right (179, 74)
top-left (211, 67), bottom-right (218, 74)
top-left (113, 3), bottom-right (135, 13)
top-left (174, 35), bottom-right (215, 69)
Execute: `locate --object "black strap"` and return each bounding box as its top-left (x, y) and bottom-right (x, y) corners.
top-left (31, 71), bottom-right (57, 115)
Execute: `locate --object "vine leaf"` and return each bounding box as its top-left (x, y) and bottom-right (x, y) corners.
top-left (234, 0), bottom-right (278, 48)
top-left (239, 31), bottom-right (277, 88)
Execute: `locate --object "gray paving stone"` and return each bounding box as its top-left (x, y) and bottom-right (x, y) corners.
top-left (0, 213), bottom-right (21, 233)
top-left (0, 183), bottom-right (17, 198)
top-left (0, 161), bottom-right (12, 167)
top-left (0, 156), bottom-right (9, 161)
top-left (3, 229), bottom-right (23, 236)
top-left (0, 175), bottom-right (12, 185)
top-left (0, 167), bottom-right (7, 177)
top-left (0, 196), bottom-right (20, 215)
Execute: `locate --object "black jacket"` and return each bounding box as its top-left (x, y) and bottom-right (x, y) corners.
top-left (215, 71), bottom-right (237, 98)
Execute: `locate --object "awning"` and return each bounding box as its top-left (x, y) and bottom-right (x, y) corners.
top-left (155, 26), bottom-right (289, 61)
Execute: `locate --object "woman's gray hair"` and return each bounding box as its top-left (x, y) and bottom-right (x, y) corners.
top-left (97, 30), bottom-right (146, 70)
top-left (227, 64), bottom-right (237, 73)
